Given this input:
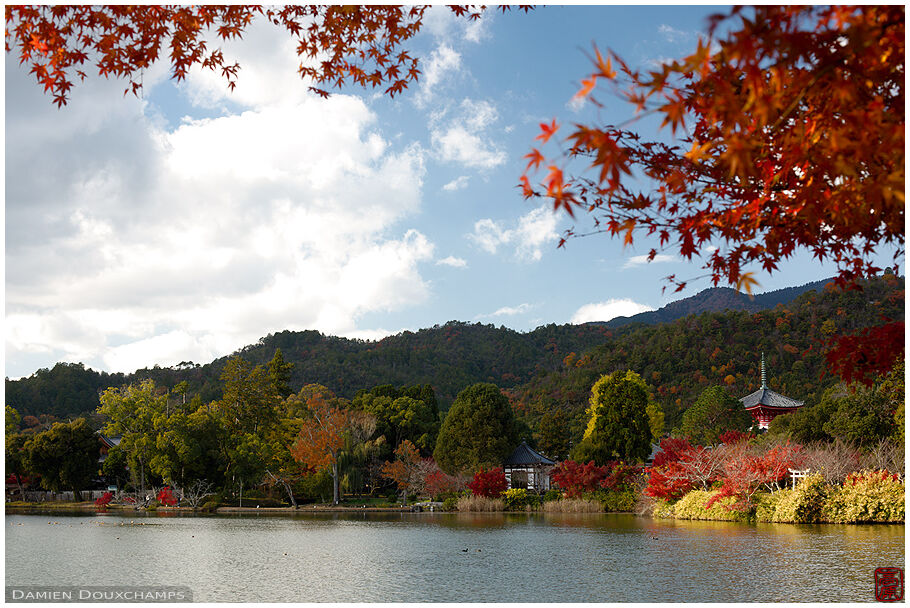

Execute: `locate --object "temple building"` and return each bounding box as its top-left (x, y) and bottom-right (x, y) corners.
top-left (502, 441), bottom-right (555, 491)
top-left (739, 354), bottom-right (803, 429)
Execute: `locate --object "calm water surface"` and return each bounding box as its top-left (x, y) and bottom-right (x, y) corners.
top-left (5, 510), bottom-right (904, 602)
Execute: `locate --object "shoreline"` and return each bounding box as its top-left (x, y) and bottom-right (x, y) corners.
top-left (5, 502), bottom-right (419, 514)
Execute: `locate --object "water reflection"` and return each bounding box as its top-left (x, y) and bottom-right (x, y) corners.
top-left (6, 511), bottom-right (903, 602)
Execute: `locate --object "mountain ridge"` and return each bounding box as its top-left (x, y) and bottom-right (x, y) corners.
top-left (6, 275), bottom-right (897, 423)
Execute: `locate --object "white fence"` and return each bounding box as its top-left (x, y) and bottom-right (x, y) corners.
top-left (17, 490), bottom-right (111, 502)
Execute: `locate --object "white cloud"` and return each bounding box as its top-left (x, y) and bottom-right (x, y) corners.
top-left (415, 44), bottom-right (462, 108)
top-left (422, 6), bottom-right (495, 44)
top-left (430, 98), bottom-right (505, 170)
top-left (658, 24), bottom-right (694, 44)
top-left (470, 206), bottom-right (560, 261)
top-left (623, 254), bottom-right (679, 269)
top-left (436, 256), bottom-right (468, 268)
top-left (5, 38), bottom-right (437, 376)
top-left (443, 176), bottom-right (470, 191)
top-left (571, 299), bottom-right (655, 324)
top-left (490, 303), bottom-right (532, 317)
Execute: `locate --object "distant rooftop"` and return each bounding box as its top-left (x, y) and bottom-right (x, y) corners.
top-left (503, 441), bottom-right (555, 467)
top-left (740, 387), bottom-right (804, 410)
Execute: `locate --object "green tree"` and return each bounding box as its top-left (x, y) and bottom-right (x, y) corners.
top-left (767, 397), bottom-right (837, 444)
top-left (24, 418), bottom-right (98, 499)
top-left (172, 380), bottom-right (190, 406)
top-left (646, 401), bottom-right (665, 442)
top-left (6, 433), bottom-right (29, 496)
top-left (357, 389), bottom-right (439, 455)
top-left (822, 384), bottom-right (897, 446)
top-left (678, 385), bottom-right (752, 446)
top-left (576, 370), bottom-right (653, 464)
top-left (534, 408), bottom-right (572, 461)
top-left (149, 398), bottom-right (225, 489)
top-left (879, 358), bottom-right (904, 444)
top-left (217, 357), bottom-right (281, 435)
top-left (6, 405), bottom-right (21, 437)
top-left (433, 383), bottom-right (521, 474)
top-left (268, 348), bottom-right (294, 399)
top-left (98, 380), bottom-right (166, 495)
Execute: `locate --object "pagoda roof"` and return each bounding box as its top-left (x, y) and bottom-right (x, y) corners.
top-left (740, 388), bottom-right (804, 410)
top-left (98, 434), bottom-right (122, 448)
top-left (503, 441), bottom-right (555, 467)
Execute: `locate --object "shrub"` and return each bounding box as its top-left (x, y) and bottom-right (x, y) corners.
top-left (541, 489), bottom-right (562, 502)
top-left (156, 487), bottom-right (178, 507)
top-left (823, 470), bottom-right (904, 523)
top-left (673, 490), bottom-right (752, 522)
top-left (456, 495), bottom-right (504, 512)
top-left (94, 491), bottom-right (113, 507)
top-left (754, 491), bottom-right (786, 523)
top-left (772, 473), bottom-right (829, 523)
top-left (541, 498), bottom-right (603, 513)
top-left (441, 497), bottom-right (459, 512)
top-left (200, 496), bottom-right (222, 512)
top-left (650, 499), bottom-right (675, 519)
top-left (592, 488), bottom-right (637, 512)
top-left (468, 468), bottom-right (508, 498)
top-left (502, 488), bottom-right (541, 511)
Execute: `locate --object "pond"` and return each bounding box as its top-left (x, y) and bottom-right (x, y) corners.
top-left (5, 510), bottom-right (904, 602)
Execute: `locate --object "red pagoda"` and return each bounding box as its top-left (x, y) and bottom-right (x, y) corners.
top-left (739, 354), bottom-right (803, 429)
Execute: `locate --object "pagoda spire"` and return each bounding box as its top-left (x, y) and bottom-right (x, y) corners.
top-left (760, 353), bottom-right (767, 389)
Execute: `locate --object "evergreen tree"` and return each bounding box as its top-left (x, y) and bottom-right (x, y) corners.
top-left (24, 418), bottom-right (99, 499)
top-left (575, 370), bottom-right (653, 464)
top-left (434, 383), bottom-right (521, 474)
top-left (677, 385), bottom-right (752, 445)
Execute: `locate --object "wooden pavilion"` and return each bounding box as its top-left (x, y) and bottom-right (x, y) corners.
top-left (502, 441), bottom-right (555, 491)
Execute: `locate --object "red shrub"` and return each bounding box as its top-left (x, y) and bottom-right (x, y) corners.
top-left (706, 441), bottom-right (804, 510)
top-left (645, 460), bottom-right (696, 501)
top-left (718, 430), bottom-right (753, 445)
top-left (652, 437), bottom-right (694, 468)
top-left (94, 491), bottom-right (113, 507)
top-left (468, 468), bottom-right (508, 498)
top-left (552, 461), bottom-right (609, 498)
top-left (156, 486), bottom-right (177, 506)
top-left (424, 467), bottom-right (462, 498)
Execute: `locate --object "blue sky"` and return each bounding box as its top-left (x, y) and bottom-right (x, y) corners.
top-left (5, 6), bottom-right (900, 379)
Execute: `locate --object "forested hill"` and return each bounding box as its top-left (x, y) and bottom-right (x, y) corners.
top-left (596, 278), bottom-right (831, 328)
top-left (510, 274), bottom-right (904, 437)
top-left (5, 275), bottom-right (903, 421)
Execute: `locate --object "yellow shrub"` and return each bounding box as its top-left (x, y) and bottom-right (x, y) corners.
top-left (823, 471), bottom-right (904, 523)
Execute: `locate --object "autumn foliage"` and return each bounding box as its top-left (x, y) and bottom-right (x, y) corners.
top-left (468, 467), bottom-right (508, 498)
top-left (523, 5), bottom-right (903, 294)
top-left (705, 442), bottom-right (804, 510)
top-left (551, 460), bottom-right (643, 498)
top-left (94, 491), bottom-right (113, 507)
top-left (156, 486), bottom-right (177, 506)
top-left (5, 5), bottom-right (529, 106)
top-left (380, 439), bottom-right (423, 494)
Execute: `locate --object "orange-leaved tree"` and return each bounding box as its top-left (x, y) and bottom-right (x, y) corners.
top-left (380, 439), bottom-right (424, 499)
top-left (290, 384), bottom-right (373, 505)
top-left (5, 5), bottom-right (528, 107)
top-left (521, 5), bottom-right (904, 383)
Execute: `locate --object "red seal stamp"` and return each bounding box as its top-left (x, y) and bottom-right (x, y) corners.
top-left (875, 568), bottom-right (904, 602)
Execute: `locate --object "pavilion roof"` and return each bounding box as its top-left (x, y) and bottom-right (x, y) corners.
top-left (740, 388), bottom-right (804, 410)
top-left (503, 441), bottom-right (555, 466)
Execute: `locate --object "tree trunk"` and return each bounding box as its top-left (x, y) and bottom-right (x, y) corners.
top-left (265, 469), bottom-right (298, 508)
top-left (332, 461), bottom-right (340, 505)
